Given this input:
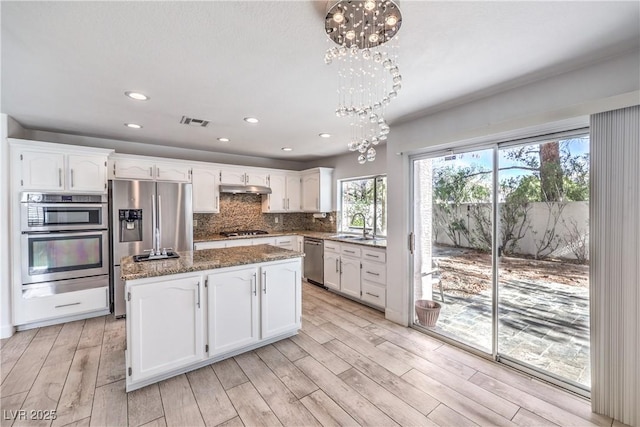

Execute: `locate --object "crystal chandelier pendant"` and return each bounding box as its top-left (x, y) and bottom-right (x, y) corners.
top-left (324, 0), bottom-right (403, 163)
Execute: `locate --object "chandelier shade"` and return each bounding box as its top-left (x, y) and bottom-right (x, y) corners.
top-left (323, 0), bottom-right (403, 164)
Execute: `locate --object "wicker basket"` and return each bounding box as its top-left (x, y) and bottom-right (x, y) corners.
top-left (415, 300), bottom-right (441, 327)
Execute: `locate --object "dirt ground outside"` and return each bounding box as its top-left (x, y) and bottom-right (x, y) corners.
top-left (434, 245), bottom-right (589, 296)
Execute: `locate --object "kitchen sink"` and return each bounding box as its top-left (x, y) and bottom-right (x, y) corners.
top-left (133, 251), bottom-right (180, 262)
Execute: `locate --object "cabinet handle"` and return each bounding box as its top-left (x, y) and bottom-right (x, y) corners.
top-left (197, 282), bottom-right (201, 308)
top-left (252, 273), bottom-right (257, 295)
top-left (335, 258), bottom-right (339, 273)
top-left (344, 250), bottom-right (355, 254)
top-left (339, 260), bottom-right (342, 274)
top-left (70, 169), bottom-right (74, 187)
top-left (365, 254), bottom-right (380, 259)
top-left (263, 271), bottom-right (267, 294)
top-left (150, 167), bottom-right (153, 177)
top-left (365, 292), bottom-right (380, 298)
top-left (366, 271), bottom-right (380, 276)
top-left (55, 302), bottom-right (80, 308)
top-left (287, 198), bottom-right (290, 210)
top-left (283, 198), bottom-right (286, 209)
top-left (58, 168), bottom-right (62, 187)
top-left (215, 196), bottom-right (219, 210)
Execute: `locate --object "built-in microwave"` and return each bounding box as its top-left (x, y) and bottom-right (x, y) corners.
top-left (21, 192), bottom-right (108, 232)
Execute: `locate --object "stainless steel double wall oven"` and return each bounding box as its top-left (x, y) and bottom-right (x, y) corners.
top-left (20, 192), bottom-right (109, 298)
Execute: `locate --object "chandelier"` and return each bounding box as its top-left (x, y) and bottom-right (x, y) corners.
top-left (324, 0), bottom-right (403, 164)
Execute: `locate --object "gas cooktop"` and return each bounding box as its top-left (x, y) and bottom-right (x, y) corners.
top-left (220, 230), bottom-right (269, 237)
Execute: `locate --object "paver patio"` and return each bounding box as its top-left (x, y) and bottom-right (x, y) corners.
top-left (425, 278), bottom-right (590, 387)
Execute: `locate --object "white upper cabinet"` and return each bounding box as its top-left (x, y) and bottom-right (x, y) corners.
top-left (110, 154), bottom-right (191, 182)
top-left (264, 173), bottom-right (287, 212)
top-left (220, 166), bottom-right (269, 187)
top-left (219, 167), bottom-right (247, 185)
top-left (262, 172), bottom-right (301, 213)
top-left (11, 140), bottom-right (111, 193)
top-left (112, 157), bottom-right (156, 180)
top-left (154, 161), bottom-right (192, 182)
top-left (286, 174), bottom-right (302, 211)
top-left (301, 167), bottom-right (333, 212)
top-left (246, 169), bottom-right (269, 187)
top-left (18, 150), bottom-right (65, 191)
top-left (192, 167), bottom-right (220, 213)
top-left (67, 154), bottom-right (108, 192)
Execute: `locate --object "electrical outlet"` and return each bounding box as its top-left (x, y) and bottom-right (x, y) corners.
top-left (274, 216), bottom-right (279, 224)
top-left (193, 219), bottom-right (198, 227)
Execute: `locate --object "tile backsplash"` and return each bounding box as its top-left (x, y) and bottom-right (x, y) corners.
top-left (193, 193), bottom-right (336, 238)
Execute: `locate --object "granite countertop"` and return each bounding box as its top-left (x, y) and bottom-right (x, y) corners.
top-left (194, 230), bottom-right (387, 248)
top-left (121, 244), bottom-right (304, 281)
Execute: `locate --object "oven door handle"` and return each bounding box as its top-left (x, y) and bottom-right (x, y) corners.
top-left (22, 229), bottom-right (108, 238)
top-left (24, 203), bottom-right (107, 209)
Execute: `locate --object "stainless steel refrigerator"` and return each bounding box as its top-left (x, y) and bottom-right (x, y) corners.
top-left (109, 180), bottom-right (193, 317)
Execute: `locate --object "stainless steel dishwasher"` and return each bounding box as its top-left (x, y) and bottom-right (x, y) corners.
top-left (303, 237), bottom-right (324, 287)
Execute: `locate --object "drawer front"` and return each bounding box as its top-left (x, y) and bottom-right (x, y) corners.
top-left (361, 282), bottom-right (386, 308)
top-left (324, 241), bottom-right (340, 253)
top-left (194, 241), bottom-right (227, 250)
top-left (362, 261), bottom-right (386, 285)
top-left (362, 248), bottom-right (386, 263)
top-left (275, 236), bottom-right (294, 245)
top-left (21, 286), bottom-right (108, 324)
top-left (340, 245), bottom-right (361, 258)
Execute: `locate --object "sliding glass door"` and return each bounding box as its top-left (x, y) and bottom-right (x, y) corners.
top-left (497, 137), bottom-right (590, 389)
top-left (412, 148), bottom-right (495, 354)
top-left (411, 132), bottom-right (590, 392)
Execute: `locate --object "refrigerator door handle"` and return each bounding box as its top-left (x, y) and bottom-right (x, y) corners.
top-left (157, 195), bottom-right (162, 251)
top-left (151, 194), bottom-right (157, 252)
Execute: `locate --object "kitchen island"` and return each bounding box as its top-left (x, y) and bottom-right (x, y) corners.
top-left (121, 245), bottom-right (303, 392)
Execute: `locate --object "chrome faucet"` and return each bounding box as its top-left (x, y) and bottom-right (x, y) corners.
top-left (352, 212), bottom-right (367, 239)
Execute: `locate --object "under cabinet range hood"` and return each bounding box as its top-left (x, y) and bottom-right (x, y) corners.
top-left (219, 184), bottom-right (272, 195)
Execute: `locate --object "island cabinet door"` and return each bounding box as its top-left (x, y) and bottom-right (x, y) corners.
top-left (260, 260), bottom-right (302, 340)
top-left (128, 275), bottom-right (205, 383)
top-left (207, 266), bottom-right (259, 356)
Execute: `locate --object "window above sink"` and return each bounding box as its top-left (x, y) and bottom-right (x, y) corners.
top-left (338, 175), bottom-right (387, 237)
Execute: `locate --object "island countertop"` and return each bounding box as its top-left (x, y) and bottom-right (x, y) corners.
top-left (121, 244), bottom-right (304, 281)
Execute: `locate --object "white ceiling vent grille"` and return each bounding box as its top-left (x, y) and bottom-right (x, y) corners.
top-left (180, 116), bottom-right (210, 127)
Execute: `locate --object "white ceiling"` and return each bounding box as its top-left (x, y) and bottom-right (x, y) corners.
top-left (2, 1), bottom-right (639, 161)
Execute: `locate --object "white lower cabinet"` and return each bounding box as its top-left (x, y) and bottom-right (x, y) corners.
top-left (340, 255), bottom-right (361, 299)
top-left (208, 266), bottom-right (259, 356)
top-left (127, 274), bottom-right (205, 385)
top-left (322, 241), bottom-right (387, 309)
top-left (261, 262), bottom-right (301, 339)
top-left (125, 258), bottom-right (302, 391)
top-left (323, 249), bottom-right (341, 291)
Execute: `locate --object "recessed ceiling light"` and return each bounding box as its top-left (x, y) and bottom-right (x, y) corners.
top-left (124, 123), bottom-right (142, 129)
top-left (125, 91), bottom-right (149, 101)
top-left (281, 147), bottom-right (293, 152)
top-left (244, 117), bottom-right (259, 124)
top-left (319, 133), bottom-right (331, 138)
top-left (217, 137), bottom-right (230, 142)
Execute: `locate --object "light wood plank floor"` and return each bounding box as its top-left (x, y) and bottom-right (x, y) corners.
top-left (1, 282), bottom-right (619, 427)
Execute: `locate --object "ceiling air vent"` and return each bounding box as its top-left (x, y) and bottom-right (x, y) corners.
top-left (180, 116), bottom-right (210, 127)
